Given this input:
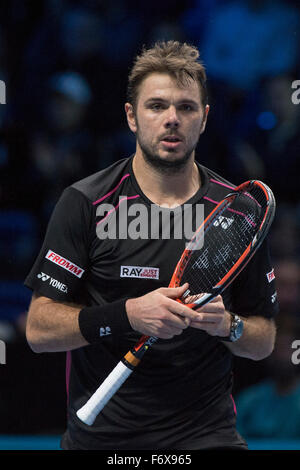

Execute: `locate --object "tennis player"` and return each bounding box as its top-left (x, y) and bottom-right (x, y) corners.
top-left (25, 41), bottom-right (279, 450)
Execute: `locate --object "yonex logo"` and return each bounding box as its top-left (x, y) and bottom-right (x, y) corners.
top-left (100, 327), bottom-right (111, 337)
top-left (213, 215), bottom-right (234, 230)
top-left (271, 291), bottom-right (277, 304)
top-left (37, 272), bottom-right (68, 293)
top-left (37, 272), bottom-right (50, 281)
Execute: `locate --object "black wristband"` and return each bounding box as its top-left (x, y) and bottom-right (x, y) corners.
top-left (78, 298), bottom-right (133, 344)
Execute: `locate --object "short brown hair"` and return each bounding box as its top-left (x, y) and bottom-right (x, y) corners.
top-left (127, 40), bottom-right (208, 110)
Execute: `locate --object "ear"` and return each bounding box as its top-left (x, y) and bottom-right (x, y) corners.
top-left (125, 103), bottom-right (137, 133)
top-left (200, 104), bottom-right (210, 135)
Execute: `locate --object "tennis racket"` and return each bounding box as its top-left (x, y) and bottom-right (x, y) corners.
top-left (77, 179), bottom-right (275, 425)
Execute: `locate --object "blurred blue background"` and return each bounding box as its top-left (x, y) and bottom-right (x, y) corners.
top-left (1, 0), bottom-right (300, 450)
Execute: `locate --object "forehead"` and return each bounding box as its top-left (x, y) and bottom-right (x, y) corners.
top-left (137, 72), bottom-right (202, 104)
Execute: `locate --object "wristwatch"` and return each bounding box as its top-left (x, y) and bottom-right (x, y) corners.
top-left (219, 313), bottom-right (244, 342)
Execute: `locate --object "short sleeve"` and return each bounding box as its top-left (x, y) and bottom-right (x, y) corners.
top-left (230, 238), bottom-right (279, 319)
top-left (24, 187), bottom-right (93, 302)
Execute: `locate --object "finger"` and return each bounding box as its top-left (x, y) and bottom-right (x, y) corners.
top-left (189, 321), bottom-right (214, 331)
top-left (159, 326), bottom-right (184, 339)
top-left (191, 313), bottom-right (223, 324)
top-left (206, 295), bottom-right (222, 302)
top-left (160, 283), bottom-right (189, 299)
top-left (169, 301), bottom-right (202, 322)
top-left (164, 315), bottom-right (190, 329)
top-left (196, 303), bottom-right (225, 314)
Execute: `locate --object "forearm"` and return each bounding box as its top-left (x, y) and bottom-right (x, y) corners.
top-left (26, 295), bottom-right (88, 353)
top-left (223, 315), bottom-right (276, 361)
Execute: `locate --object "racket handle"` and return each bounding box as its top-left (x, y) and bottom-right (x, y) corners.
top-left (76, 361), bottom-right (133, 425)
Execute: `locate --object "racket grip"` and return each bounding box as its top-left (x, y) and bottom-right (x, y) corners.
top-left (76, 361), bottom-right (133, 425)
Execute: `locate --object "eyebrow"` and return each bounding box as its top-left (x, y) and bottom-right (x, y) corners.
top-left (144, 97), bottom-right (199, 107)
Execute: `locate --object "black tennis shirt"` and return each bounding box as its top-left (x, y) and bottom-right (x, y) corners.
top-left (24, 156), bottom-right (279, 450)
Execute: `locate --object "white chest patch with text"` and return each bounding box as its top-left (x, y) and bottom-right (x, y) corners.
top-left (120, 266), bottom-right (159, 280)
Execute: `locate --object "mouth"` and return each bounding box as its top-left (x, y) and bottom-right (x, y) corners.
top-left (160, 135), bottom-right (183, 149)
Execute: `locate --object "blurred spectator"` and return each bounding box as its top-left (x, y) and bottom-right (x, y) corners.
top-left (97, 1), bottom-right (145, 67)
top-left (201, 0), bottom-right (300, 91)
top-left (196, 0), bottom-right (300, 142)
top-left (229, 75), bottom-right (300, 202)
top-left (96, 125), bottom-right (136, 171)
top-left (59, 6), bottom-right (104, 66)
top-left (29, 71), bottom-right (95, 222)
top-left (19, 3), bottom-right (146, 134)
top-left (180, 0), bottom-right (224, 45)
top-left (236, 312), bottom-right (300, 439)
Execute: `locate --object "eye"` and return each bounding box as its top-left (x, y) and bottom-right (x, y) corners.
top-left (179, 104), bottom-right (193, 111)
top-left (150, 103), bottom-right (164, 111)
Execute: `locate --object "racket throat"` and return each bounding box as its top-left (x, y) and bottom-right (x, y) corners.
top-left (190, 292), bottom-right (215, 309)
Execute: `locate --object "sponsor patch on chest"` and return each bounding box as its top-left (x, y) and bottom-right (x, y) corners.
top-left (120, 266), bottom-right (159, 280)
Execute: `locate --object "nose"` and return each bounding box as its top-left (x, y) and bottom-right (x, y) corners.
top-left (164, 105), bottom-right (180, 128)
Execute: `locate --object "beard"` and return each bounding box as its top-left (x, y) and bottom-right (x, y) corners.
top-left (136, 129), bottom-right (198, 175)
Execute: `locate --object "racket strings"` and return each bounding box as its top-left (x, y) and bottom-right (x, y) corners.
top-left (181, 187), bottom-right (267, 299)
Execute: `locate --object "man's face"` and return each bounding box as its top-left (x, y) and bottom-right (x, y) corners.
top-left (126, 73), bottom-right (209, 172)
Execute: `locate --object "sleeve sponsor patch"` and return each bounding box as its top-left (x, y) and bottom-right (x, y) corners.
top-left (45, 250), bottom-right (85, 278)
top-left (266, 268), bottom-right (275, 283)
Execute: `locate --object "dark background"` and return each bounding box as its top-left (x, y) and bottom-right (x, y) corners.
top-left (1, 0), bottom-right (300, 442)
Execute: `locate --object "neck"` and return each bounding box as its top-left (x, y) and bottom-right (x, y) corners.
top-left (132, 151), bottom-right (201, 208)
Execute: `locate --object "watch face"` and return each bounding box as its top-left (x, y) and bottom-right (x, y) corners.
top-left (234, 319), bottom-right (244, 339)
top-left (229, 316), bottom-right (244, 341)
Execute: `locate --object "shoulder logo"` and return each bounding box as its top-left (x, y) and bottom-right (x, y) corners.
top-left (271, 291), bottom-right (277, 303)
top-left (100, 326), bottom-right (111, 337)
top-left (37, 272), bottom-right (50, 281)
top-left (45, 250), bottom-right (84, 278)
top-left (266, 268), bottom-right (275, 283)
top-left (120, 266), bottom-right (159, 280)
top-left (37, 272), bottom-right (68, 293)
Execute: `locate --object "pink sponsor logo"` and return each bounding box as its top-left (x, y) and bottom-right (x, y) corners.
top-left (45, 250), bottom-right (84, 278)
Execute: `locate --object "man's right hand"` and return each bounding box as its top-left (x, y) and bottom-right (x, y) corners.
top-left (125, 283), bottom-right (202, 339)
